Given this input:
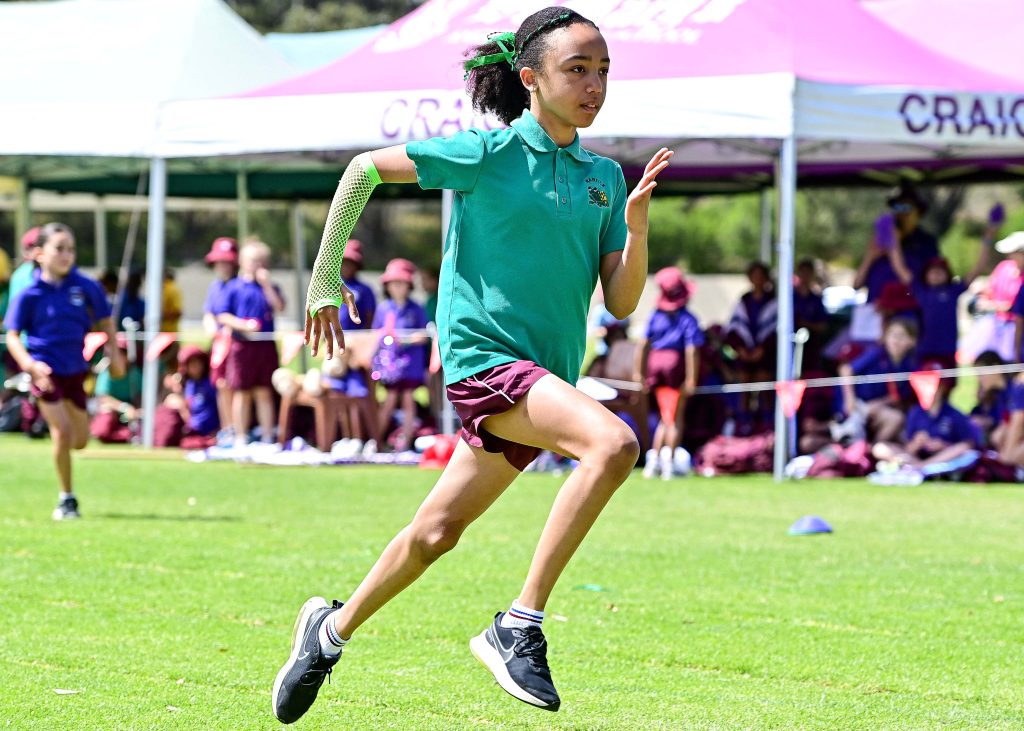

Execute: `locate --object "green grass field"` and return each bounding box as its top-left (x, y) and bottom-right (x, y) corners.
top-left (1, 435), bottom-right (1022, 730)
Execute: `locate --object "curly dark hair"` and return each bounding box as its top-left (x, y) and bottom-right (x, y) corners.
top-left (464, 7), bottom-right (598, 126)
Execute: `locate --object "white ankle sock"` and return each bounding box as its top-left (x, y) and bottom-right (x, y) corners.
top-left (500, 600), bottom-right (544, 629)
top-left (317, 609), bottom-right (348, 657)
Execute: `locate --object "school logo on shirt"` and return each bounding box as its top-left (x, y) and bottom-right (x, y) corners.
top-left (586, 177), bottom-right (610, 208)
top-left (68, 286), bottom-right (86, 307)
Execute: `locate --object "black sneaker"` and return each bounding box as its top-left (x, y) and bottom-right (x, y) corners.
top-left (469, 612), bottom-right (560, 711)
top-left (52, 496), bottom-right (80, 521)
top-left (271, 597), bottom-right (343, 724)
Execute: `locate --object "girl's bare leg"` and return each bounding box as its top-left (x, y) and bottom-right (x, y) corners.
top-left (484, 374), bottom-right (639, 611)
top-left (333, 440), bottom-right (520, 638)
top-left (38, 400), bottom-right (90, 494)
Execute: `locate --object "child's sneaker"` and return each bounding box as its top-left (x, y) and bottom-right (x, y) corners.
top-left (271, 597), bottom-right (343, 724)
top-left (642, 449), bottom-right (658, 479)
top-left (52, 495), bottom-right (80, 521)
top-left (659, 447), bottom-right (674, 481)
top-left (673, 447), bottom-right (692, 476)
top-left (469, 612), bottom-right (560, 711)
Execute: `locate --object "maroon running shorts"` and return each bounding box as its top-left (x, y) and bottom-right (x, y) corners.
top-left (446, 360), bottom-right (550, 471)
top-left (32, 370), bottom-right (88, 411)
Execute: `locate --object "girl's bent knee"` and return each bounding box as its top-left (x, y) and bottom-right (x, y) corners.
top-left (409, 521), bottom-right (464, 563)
top-left (585, 424), bottom-right (640, 472)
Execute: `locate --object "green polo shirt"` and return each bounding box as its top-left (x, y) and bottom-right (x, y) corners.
top-left (407, 110), bottom-right (628, 386)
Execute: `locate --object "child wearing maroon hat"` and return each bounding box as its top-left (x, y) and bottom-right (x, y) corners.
top-left (4, 222), bottom-right (125, 519)
top-left (203, 236), bottom-right (239, 439)
top-left (639, 266), bottom-right (702, 480)
top-left (214, 240), bottom-right (284, 446)
top-left (335, 239), bottom-right (377, 444)
top-left (371, 258), bottom-right (428, 452)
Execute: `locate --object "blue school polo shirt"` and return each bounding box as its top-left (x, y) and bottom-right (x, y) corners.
top-left (185, 377), bottom-right (219, 435)
top-left (214, 277), bottom-right (282, 340)
top-left (3, 267), bottom-right (112, 376)
top-left (341, 276), bottom-right (376, 332)
top-left (372, 298), bottom-right (429, 384)
top-left (406, 109), bottom-right (629, 385)
top-left (905, 402), bottom-right (980, 446)
top-left (645, 308), bottom-right (705, 352)
top-left (849, 345), bottom-right (918, 402)
top-left (913, 280), bottom-right (967, 357)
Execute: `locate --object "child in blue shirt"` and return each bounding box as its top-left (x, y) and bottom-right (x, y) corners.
top-left (873, 364), bottom-right (980, 472)
top-left (3, 222), bottom-right (125, 519)
top-left (969, 350), bottom-right (1009, 449)
top-left (202, 236), bottom-right (238, 438)
top-left (640, 266), bottom-right (702, 480)
top-left (274, 7), bottom-right (672, 722)
top-left (214, 240), bottom-right (284, 447)
top-left (371, 258), bottom-right (428, 452)
top-left (838, 317), bottom-right (918, 442)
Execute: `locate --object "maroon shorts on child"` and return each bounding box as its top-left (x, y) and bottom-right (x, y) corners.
top-left (446, 360), bottom-right (549, 471)
top-left (32, 370), bottom-right (88, 411)
top-left (226, 339), bottom-right (278, 390)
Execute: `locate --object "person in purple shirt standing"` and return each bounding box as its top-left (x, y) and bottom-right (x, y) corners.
top-left (838, 317), bottom-right (918, 442)
top-left (639, 267), bottom-right (703, 480)
top-left (3, 222), bottom-right (125, 520)
top-left (854, 184), bottom-right (939, 305)
top-left (214, 240), bottom-right (285, 447)
top-left (725, 261), bottom-right (777, 431)
top-left (371, 258), bottom-right (428, 452)
top-left (202, 236), bottom-right (238, 439)
top-left (336, 239), bottom-right (378, 444)
top-left (793, 258), bottom-right (828, 370)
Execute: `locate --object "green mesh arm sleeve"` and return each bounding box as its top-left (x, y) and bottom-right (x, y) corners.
top-left (307, 152), bottom-right (383, 318)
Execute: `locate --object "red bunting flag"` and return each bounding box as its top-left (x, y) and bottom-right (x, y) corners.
top-left (82, 332), bottom-right (108, 361)
top-left (775, 380), bottom-right (807, 418)
top-left (209, 331), bottom-right (232, 369)
top-left (281, 331), bottom-right (306, 366)
top-left (909, 370), bottom-right (942, 410)
top-left (145, 332), bottom-right (176, 362)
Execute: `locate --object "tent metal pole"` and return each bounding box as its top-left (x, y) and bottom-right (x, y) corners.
top-left (237, 171), bottom-right (250, 242)
top-left (141, 158), bottom-right (167, 449)
top-left (15, 176), bottom-right (31, 237)
top-left (95, 195), bottom-right (108, 270)
top-left (291, 202), bottom-right (308, 372)
top-left (760, 188), bottom-right (772, 265)
top-left (773, 136), bottom-right (797, 482)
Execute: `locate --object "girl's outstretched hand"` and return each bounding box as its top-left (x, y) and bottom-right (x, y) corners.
top-left (305, 283), bottom-right (360, 359)
top-left (625, 148), bottom-right (673, 233)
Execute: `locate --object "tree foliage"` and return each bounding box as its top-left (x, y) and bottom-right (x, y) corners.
top-left (225, 0), bottom-right (423, 33)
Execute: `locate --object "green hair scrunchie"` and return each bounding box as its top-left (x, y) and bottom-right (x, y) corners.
top-left (463, 31), bottom-right (517, 79)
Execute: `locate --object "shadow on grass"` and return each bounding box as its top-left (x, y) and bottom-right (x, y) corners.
top-left (95, 512), bottom-right (243, 523)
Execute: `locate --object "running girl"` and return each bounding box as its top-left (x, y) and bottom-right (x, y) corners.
top-left (3, 222), bottom-right (125, 519)
top-left (272, 7), bottom-right (672, 723)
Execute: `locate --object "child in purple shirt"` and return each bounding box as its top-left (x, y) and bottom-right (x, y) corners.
top-left (640, 267), bottom-right (702, 480)
top-left (214, 240), bottom-right (285, 447)
top-left (203, 236), bottom-right (238, 439)
top-left (371, 258), bottom-right (428, 451)
top-left (3, 222), bottom-right (125, 520)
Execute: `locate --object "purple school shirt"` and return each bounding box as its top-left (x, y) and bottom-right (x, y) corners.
top-left (372, 298), bottom-right (429, 384)
top-left (905, 402), bottom-right (980, 446)
top-left (913, 281), bottom-right (967, 357)
top-left (341, 276), bottom-right (376, 332)
top-left (645, 308), bottom-right (705, 352)
top-left (864, 227), bottom-right (940, 302)
top-left (213, 277), bottom-right (282, 339)
top-left (3, 267), bottom-right (112, 376)
top-left (184, 377), bottom-right (219, 435)
top-left (204, 277), bottom-right (233, 315)
top-left (849, 345), bottom-right (917, 402)
top-left (971, 388), bottom-right (1008, 425)
top-left (1006, 381), bottom-right (1024, 413)
top-left (793, 290), bottom-right (827, 327)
